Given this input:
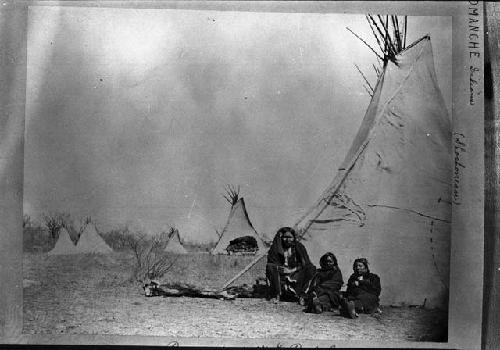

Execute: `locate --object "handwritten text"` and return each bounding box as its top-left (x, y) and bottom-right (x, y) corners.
top-left (453, 133), bottom-right (466, 205)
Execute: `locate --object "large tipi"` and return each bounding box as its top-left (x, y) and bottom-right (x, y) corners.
top-left (225, 19), bottom-right (451, 308)
top-left (75, 223), bottom-right (113, 254)
top-left (48, 227), bottom-right (78, 255)
top-left (164, 229), bottom-right (188, 254)
top-left (212, 186), bottom-right (266, 255)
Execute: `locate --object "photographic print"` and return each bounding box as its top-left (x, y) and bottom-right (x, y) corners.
top-left (22, 5), bottom-right (452, 342)
top-left (0, 1), bottom-right (483, 348)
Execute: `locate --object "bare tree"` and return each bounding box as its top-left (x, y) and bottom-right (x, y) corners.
top-left (43, 211), bottom-right (80, 243)
top-left (58, 212), bottom-right (73, 229)
top-left (125, 231), bottom-right (177, 282)
top-left (43, 213), bottom-right (64, 239)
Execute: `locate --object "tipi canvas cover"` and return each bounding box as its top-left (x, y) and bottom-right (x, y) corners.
top-left (48, 227), bottom-right (78, 255)
top-left (296, 36), bottom-right (451, 308)
top-left (75, 223), bottom-right (112, 254)
top-left (164, 229), bottom-right (188, 254)
top-left (212, 198), bottom-right (265, 254)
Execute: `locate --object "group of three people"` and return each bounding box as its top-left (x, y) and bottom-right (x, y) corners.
top-left (266, 227), bottom-right (381, 318)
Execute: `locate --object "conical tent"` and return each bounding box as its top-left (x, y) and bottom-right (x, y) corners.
top-left (48, 227), bottom-right (78, 255)
top-left (225, 36), bottom-right (451, 308)
top-left (164, 229), bottom-right (188, 254)
top-left (75, 223), bottom-right (113, 254)
top-left (295, 36), bottom-right (451, 308)
top-left (212, 198), bottom-right (266, 254)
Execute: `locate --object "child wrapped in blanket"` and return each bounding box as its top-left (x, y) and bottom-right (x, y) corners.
top-left (305, 252), bottom-right (344, 314)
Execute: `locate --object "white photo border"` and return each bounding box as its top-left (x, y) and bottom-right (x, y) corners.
top-left (0, 1), bottom-right (484, 349)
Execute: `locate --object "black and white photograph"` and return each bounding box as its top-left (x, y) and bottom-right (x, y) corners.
top-left (0, 1), bottom-right (486, 349)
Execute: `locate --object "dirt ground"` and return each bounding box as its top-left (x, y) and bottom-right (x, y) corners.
top-left (23, 252), bottom-right (447, 342)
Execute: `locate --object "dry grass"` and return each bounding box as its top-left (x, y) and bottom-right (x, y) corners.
top-left (23, 252), bottom-right (447, 341)
top-left (156, 253), bottom-right (267, 289)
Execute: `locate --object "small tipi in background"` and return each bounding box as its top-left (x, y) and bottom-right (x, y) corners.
top-left (211, 185), bottom-right (265, 255)
top-left (48, 227), bottom-right (78, 255)
top-left (75, 222), bottom-right (113, 254)
top-left (164, 228), bottom-right (188, 254)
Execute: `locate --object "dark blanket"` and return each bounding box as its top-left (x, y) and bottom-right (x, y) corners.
top-left (346, 272), bottom-right (381, 312)
top-left (266, 232), bottom-right (312, 268)
top-left (304, 266), bottom-right (344, 310)
top-left (309, 267), bottom-right (343, 299)
top-left (229, 236), bottom-right (258, 248)
top-left (266, 231), bottom-right (315, 299)
top-left (227, 236), bottom-right (258, 253)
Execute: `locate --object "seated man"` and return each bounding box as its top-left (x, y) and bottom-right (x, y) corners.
top-left (265, 227), bottom-right (316, 303)
top-left (343, 257), bottom-right (381, 318)
top-left (305, 252), bottom-right (344, 314)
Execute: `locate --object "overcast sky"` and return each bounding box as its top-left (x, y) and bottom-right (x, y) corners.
top-left (24, 7), bottom-right (452, 242)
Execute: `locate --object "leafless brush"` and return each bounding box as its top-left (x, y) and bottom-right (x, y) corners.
top-left (42, 213), bottom-right (66, 239)
top-left (126, 231), bottom-right (177, 282)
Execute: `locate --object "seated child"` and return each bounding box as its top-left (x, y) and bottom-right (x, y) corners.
top-left (305, 252), bottom-right (343, 314)
top-left (343, 258), bottom-right (381, 318)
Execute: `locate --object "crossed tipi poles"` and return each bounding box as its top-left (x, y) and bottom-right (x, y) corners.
top-left (211, 185), bottom-right (266, 255)
top-left (164, 228), bottom-right (188, 254)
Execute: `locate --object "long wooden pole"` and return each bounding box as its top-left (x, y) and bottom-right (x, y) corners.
top-left (346, 27), bottom-right (383, 61)
top-left (403, 16), bottom-right (407, 49)
top-left (367, 15), bottom-right (385, 55)
top-left (221, 251), bottom-right (268, 290)
top-left (354, 63), bottom-right (374, 94)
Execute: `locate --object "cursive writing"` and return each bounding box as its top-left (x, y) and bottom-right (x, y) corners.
top-left (469, 65), bottom-right (479, 106)
top-left (453, 133), bottom-right (466, 205)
